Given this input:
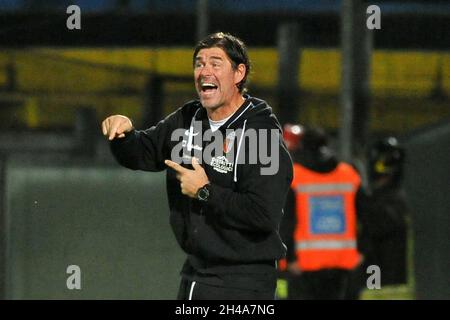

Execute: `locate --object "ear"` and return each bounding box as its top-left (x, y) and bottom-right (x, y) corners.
top-left (234, 63), bottom-right (246, 86)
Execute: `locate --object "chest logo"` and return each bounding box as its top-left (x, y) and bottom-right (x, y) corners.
top-left (210, 156), bottom-right (234, 174)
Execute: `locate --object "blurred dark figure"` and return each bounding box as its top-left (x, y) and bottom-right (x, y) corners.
top-left (363, 137), bottom-right (409, 284)
top-left (344, 137), bottom-right (409, 299)
top-left (279, 124), bottom-right (363, 300)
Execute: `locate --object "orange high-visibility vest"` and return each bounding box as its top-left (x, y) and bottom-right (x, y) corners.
top-left (292, 162), bottom-right (361, 271)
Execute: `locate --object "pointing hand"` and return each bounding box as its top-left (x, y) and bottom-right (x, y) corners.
top-left (165, 157), bottom-right (209, 198)
top-left (101, 115), bottom-right (133, 141)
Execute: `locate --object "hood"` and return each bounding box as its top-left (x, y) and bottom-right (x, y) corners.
top-left (225, 95), bottom-right (281, 131)
top-left (194, 94), bottom-right (281, 132)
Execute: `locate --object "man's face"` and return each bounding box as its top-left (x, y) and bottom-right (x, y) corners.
top-left (194, 47), bottom-right (244, 110)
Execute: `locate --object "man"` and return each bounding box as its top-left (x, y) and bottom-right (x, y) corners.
top-left (344, 137), bottom-right (409, 299)
top-left (101, 32), bottom-right (293, 300)
top-left (279, 125), bottom-right (361, 299)
top-left (362, 137), bottom-right (409, 286)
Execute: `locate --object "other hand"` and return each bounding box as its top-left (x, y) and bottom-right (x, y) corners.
top-left (101, 115), bottom-right (133, 140)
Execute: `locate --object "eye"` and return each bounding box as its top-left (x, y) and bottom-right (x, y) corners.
top-left (194, 61), bottom-right (204, 68)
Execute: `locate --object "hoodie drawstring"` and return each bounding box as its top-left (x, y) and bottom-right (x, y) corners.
top-left (188, 106), bottom-right (249, 183)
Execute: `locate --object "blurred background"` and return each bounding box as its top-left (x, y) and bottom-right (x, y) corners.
top-left (0, 0), bottom-right (448, 299)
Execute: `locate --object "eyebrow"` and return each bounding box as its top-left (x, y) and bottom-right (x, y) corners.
top-left (195, 55), bottom-right (224, 62)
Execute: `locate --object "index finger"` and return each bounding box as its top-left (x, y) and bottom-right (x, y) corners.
top-left (101, 120), bottom-right (107, 136)
top-left (165, 160), bottom-right (188, 173)
top-left (102, 118), bottom-right (112, 137)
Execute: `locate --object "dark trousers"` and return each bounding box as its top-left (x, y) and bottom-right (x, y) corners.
top-left (288, 269), bottom-right (351, 300)
top-left (177, 277), bottom-right (275, 300)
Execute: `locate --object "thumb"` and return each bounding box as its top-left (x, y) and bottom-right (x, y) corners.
top-left (116, 120), bottom-right (131, 135)
top-left (192, 157), bottom-right (202, 170)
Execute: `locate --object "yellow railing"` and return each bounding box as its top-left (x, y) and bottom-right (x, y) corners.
top-left (0, 48), bottom-right (449, 130)
top-left (1, 48), bottom-right (448, 96)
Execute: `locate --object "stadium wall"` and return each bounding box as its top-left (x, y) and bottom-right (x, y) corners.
top-left (3, 156), bottom-right (184, 299)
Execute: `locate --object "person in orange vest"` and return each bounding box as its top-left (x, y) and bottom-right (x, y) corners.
top-left (279, 124), bottom-right (363, 300)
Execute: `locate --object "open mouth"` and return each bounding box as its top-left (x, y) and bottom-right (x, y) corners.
top-left (200, 82), bottom-right (218, 94)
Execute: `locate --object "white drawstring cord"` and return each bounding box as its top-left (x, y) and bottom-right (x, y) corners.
top-left (188, 281), bottom-right (196, 300)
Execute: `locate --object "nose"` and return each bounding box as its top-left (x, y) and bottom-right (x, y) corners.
top-left (198, 64), bottom-right (213, 77)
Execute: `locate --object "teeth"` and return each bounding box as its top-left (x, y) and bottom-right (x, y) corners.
top-left (201, 83), bottom-right (217, 89)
